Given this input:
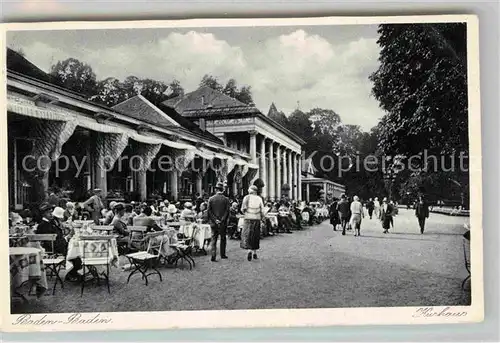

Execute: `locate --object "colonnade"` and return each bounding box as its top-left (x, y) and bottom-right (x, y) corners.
top-left (249, 131), bottom-right (302, 201)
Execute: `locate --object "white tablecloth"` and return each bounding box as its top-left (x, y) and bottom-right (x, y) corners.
top-left (179, 223), bottom-right (211, 248)
top-left (9, 247), bottom-right (48, 297)
top-left (66, 236), bottom-right (120, 272)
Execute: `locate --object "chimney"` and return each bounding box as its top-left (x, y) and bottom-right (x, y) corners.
top-left (199, 118), bottom-right (206, 131)
top-left (201, 96), bottom-right (205, 106)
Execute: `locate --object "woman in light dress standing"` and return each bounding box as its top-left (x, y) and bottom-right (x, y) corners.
top-left (240, 185), bottom-right (265, 261)
top-left (373, 197), bottom-right (381, 219)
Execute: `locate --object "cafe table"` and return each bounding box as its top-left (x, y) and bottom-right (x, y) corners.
top-left (179, 223), bottom-right (211, 252)
top-left (66, 234), bottom-right (120, 273)
top-left (9, 247), bottom-right (48, 300)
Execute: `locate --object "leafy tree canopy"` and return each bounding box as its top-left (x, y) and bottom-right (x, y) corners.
top-left (50, 58), bottom-right (97, 97)
top-left (370, 23), bottom-right (468, 156)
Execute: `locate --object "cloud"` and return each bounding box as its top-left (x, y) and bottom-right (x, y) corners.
top-left (12, 29), bottom-right (385, 131)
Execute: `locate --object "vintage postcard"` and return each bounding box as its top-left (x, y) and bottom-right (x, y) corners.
top-left (0, 15), bottom-right (482, 332)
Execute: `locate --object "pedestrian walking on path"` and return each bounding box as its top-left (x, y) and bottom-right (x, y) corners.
top-left (366, 198), bottom-right (375, 219)
top-left (380, 197), bottom-right (394, 234)
top-left (373, 197), bottom-right (381, 219)
top-left (350, 196), bottom-right (364, 236)
top-left (337, 194), bottom-right (350, 236)
top-left (329, 198), bottom-right (340, 231)
top-left (207, 182), bottom-right (230, 262)
top-left (415, 196), bottom-right (430, 234)
top-left (240, 185), bottom-right (265, 261)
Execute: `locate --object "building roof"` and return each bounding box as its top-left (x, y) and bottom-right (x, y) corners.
top-left (112, 95), bottom-right (180, 128)
top-left (7, 48), bottom-right (53, 83)
top-left (113, 95), bottom-right (223, 144)
top-left (164, 86), bottom-right (306, 145)
top-left (163, 86), bottom-right (250, 113)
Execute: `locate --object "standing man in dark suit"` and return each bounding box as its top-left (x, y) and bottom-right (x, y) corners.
top-left (207, 182), bottom-right (230, 262)
top-left (379, 197), bottom-right (394, 234)
top-left (415, 195), bottom-right (430, 234)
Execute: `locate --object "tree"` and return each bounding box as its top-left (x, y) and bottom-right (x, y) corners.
top-left (50, 58), bottom-right (97, 97)
top-left (287, 109), bottom-right (314, 148)
top-left (370, 23), bottom-right (468, 156)
top-left (223, 78), bottom-right (238, 99)
top-left (267, 103), bottom-right (289, 127)
top-left (370, 23), bottom-right (469, 204)
top-left (164, 79), bottom-right (185, 99)
top-left (200, 74), bottom-right (223, 92)
top-left (90, 77), bottom-right (127, 107)
top-left (236, 85), bottom-right (254, 105)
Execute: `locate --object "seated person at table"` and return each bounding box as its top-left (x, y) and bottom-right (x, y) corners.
top-left (278, 202), bottom-right (293, 234)
top-left (20, 209), bottom-right (35, 227)
top-left (180, 202), bottom-right (196, 222)
top-left (102, 201), bottom-right (117, 225)
top-left (262, 202), bottom-right (276, 235)
top-left (36, 203), bottom-right (82, 282)
top-left (133, 206), bottom-right (162, 232)
top-left (63, 202), bottom-right (78, 222)
top-left (150, 200), bottom-right (160, 216)
top-left (122, 204), bottom-right (136, 226)
top-left (166, 204), bottom-right (178, 222)
top-left (290, 202), bottom-right (303, 230)
top-left (110, 203), bottom-right (130, 246)
top-left (196, 202), bottom-right (209, 224)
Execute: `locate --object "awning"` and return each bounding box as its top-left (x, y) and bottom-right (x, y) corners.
top-left (195, 148), bottom-right (216, 160)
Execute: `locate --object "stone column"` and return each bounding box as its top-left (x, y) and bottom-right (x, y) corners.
top-left (196, 173), bottom-right (203, 195)
top-left (249, 130), bottom-right (258, 186)
top-left (170, 170), bottom-right (178, 201)
top-left (276, 144), bottom-right (282, 201)
top-left (260, 136), bottom-right (267, 199)
top-left (282, 147), bottom-right (288, 189)
top-left (292, 152), bottom-right (298, 200)
top-left (249, 131), bottom-right (257, 164)
top-left (268, 140), bottom-right (275, 201)
top-left (138, 171), bottom-right (147, 201)
top-left (297, 154), bottom-right (302, 201)
top-left (287, 150), bottom-right (293, 200)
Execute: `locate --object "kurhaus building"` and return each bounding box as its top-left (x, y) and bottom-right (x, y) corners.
top-left (163, 87), bottom-right (306, 201)
top-left (6, 49), bottom-right (258, 208)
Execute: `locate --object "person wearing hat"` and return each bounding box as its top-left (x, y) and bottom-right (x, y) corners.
top-left (102, 201), bottom-right (117, 225)
top-left (240, 185), bottom-right (265, 261)
top-left (415, 195), bottom-right (429, 234)
top-left (380, 197), bottom-right (394, 234)
top-left (207, 182), bottom-right (231, 261)
top-left (36, 203), bottom-right (83, 282)
top-left (110, 203), bottom-right (130, 249)
top-left (82, 188), bottom-right (105, 225)
top-left (180, 202), bottom-right (196, 222)
top-left (337, 194), bottom-right (351, 235)
top-left (349, 196), bottom-right (364, 237)
top-left (63, 202), bottom-right (78, 222)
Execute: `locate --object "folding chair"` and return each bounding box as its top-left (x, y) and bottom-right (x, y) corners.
top-left (462, 238), bottom-right (471, 290)
top-left (80, 235), bottom-right (114, 296)
top-left (169, 225), bottom-right (196, 270)
top-left (127, 226), bottom-right (148, 252)
top-left (25, 233), bottom-right (65, 295)
top-left (125, 231), bottom-right (164, 285)
top-left (92, 225), bottom-right (114, 235)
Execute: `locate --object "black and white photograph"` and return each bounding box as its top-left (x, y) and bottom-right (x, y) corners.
top-left (1, 16), bottom-right (482, 331)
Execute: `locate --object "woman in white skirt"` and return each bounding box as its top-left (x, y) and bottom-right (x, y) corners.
top-left (240, 185), bottom-right (265, 261)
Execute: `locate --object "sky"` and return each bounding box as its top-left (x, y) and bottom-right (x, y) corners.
top-left (7, 25), bottom-right (385, 131)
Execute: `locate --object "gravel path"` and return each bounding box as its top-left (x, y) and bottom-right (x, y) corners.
top-left (12, 209), bottom-right (471, 313)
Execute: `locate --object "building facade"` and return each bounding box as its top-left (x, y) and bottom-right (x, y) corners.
top-left (6, 49), bottom-right (256, 209)
top-left (163, 87), bottom-right (306, 201)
